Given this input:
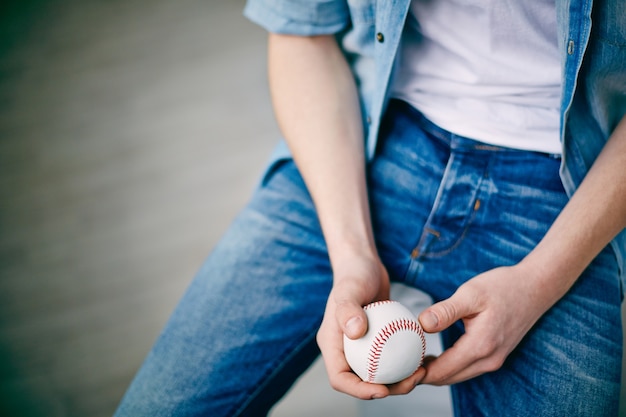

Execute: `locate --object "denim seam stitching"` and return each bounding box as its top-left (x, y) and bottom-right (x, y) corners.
top-left (410, 158), bottom-right (487, 260)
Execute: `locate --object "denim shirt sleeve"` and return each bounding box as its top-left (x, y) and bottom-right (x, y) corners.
top-left (558, 0), bottom-right (626, 287)
top-left (244, 0), bottom-right (350, 35)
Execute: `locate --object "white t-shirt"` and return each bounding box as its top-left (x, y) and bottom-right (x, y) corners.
top-left (391, 0), bottom-right (562, 154)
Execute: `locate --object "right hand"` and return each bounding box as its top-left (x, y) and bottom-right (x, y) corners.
top-left (316, 254), bottom-right (426, 399)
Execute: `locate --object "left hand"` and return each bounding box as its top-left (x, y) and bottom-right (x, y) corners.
top-left (417, 116), bottom-right (626, 386)
top-left (417, 264), bottom-right (556, 385)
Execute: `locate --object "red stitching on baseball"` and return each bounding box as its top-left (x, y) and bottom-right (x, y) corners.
top-left (366, 317), bottom-right (426, 383)
top-left (363, 300), bottom-right (395, 311)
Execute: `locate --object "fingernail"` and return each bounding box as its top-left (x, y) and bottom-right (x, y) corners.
top-left (345, 316), bottom-right (362, 338)
top-left (421, 311), bottom-right (438, 329)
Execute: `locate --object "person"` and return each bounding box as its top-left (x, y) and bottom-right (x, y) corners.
top-left (114, 0), bottom-right (626, 416)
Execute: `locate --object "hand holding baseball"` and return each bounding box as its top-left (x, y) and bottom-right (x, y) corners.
top-left (316, 254), bottom-right (426, 400)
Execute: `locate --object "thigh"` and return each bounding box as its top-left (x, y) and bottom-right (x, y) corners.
top-left (115, 161), bottom-right (332, 417)
top-left (452, 245), bottom-right (623, 417)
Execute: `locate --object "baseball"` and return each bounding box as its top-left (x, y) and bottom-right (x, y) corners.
top-left (343, 300), bottom-right (426, 384)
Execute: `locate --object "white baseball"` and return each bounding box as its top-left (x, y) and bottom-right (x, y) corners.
top-left (343, 300), bottom-right (426, 384)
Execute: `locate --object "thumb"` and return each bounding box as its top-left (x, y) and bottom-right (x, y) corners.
top-left (336, 300), bottom-right (368, 340)
top-left (419, 294), bottom-right (474, 333)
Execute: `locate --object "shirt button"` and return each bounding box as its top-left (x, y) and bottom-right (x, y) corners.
top-left (376, 32), bottom-right (384, 43)
top-left (366, 116), bottom-right (372, 124)
top-left (567, 40), bottom-right (575, 55)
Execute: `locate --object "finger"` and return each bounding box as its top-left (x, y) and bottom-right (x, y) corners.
top-left (432, 356), bottom-right (502, 386)
top-left (329, 368), bottom-right (391, 400)
top-left (420, 333), bottom-right (503, 385)
top-left (335, 299), bottom-right (369, 339)
top-left (418, 290), bottom-right (480, 333)
top-left (320, 336), bottom-right (390, 399)
top-left (317, 309), bottom-right (389, 400)
top-left (420, 343), bottom-right (471, 385)
top-left (422, 353), bottom-right (503, 386)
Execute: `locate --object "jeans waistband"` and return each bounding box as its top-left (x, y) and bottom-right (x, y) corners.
top-left (388, 99), bottom-right (562, 159)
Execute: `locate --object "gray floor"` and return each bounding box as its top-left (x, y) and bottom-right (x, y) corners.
top-left (0, 1), bottom-right (624, 417)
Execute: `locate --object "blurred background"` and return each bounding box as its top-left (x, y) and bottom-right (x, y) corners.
top-left (0, 1), bottom-right (624, 416)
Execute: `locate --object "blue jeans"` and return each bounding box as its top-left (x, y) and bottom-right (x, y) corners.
top-left (114, 100), bottom-right (622, 417)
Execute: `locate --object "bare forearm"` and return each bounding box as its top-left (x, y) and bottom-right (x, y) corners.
top-left (523, 115), bottom-right (626, 306)
top-left (268, 34), bottom-right (375, 264)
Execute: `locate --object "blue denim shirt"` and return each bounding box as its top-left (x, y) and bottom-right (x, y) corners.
top-left (244, 0), bottom-right (626, 285)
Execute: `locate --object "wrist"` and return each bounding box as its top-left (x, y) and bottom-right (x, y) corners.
top-left (327, 237), bottom-right (379, 271)
top-left (320, 206), bottom-right (378, 270)
top-left (516, 251), bottom-right (579, 309)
